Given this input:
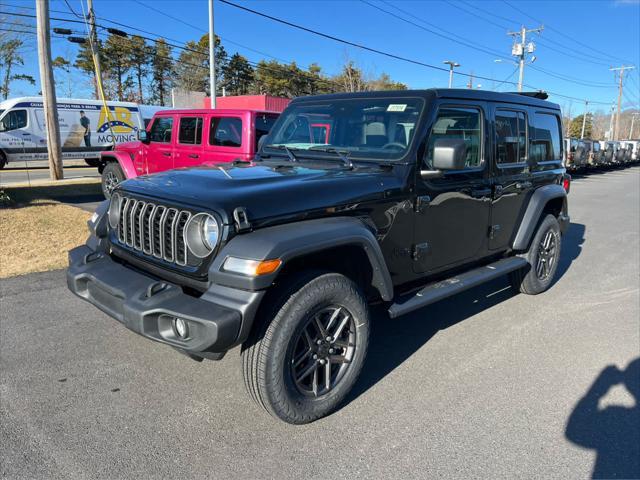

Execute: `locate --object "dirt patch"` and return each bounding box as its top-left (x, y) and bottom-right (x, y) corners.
top-left (0, 202), bottom-right (90, 278)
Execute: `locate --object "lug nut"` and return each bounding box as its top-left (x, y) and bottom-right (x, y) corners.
top-left (326, 336), bottom-right (332, 342)
top-left (313, 354), bottom-right (318, 359)
top-left (329, 348), bottom-right (335, 354)
top-left (317, 339), bottom-right (323, 345)
top-left (318, 359), bottom-right (326, 365)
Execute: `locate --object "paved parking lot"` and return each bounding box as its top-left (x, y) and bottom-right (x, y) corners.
top-left (1, 167), bottom-right (638, 479)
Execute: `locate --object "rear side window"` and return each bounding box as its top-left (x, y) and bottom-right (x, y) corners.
top-left (495, 110), bottom-right (527, 164)
top-left (424, 106), bottom-right (482, 169)
top-left (149, 116), bottom-right (173, 143)
top-left (530, 112), bottom-right (561, 162)
top-left (255, 114), bottom-right (278, 150)
top-left (178, 117), bottom-right (203, 145)
top-left (0, 109), bottom-right (27, 131)
top-left (210, 117), bottom-right (242, 148)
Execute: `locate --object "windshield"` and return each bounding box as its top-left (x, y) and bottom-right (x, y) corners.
top-left (264, 97), bottom-right (424, 161)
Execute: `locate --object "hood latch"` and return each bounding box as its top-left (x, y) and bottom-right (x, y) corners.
top-left (233, 207), bottom-right (252, 232)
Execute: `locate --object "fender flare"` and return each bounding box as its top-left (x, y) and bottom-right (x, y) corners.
top-left (208, 216), bottom-right (394, 301)
top-left (511, 184), bottom-right (568, 251)
top-left (100, 151), bottom-right (138, 179)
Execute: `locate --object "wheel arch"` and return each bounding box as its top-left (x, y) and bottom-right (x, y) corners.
top-left (512, 184), bottom-right (568, 251)
top-left (209, 217), bottom-right (394, 302)
top-left (100, 151), bottom-right (137, 179)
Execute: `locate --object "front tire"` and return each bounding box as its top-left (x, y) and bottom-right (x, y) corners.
top-left (101, 162), bottom-right (125, 199)
top-left (242, 272), bottom-right (370, 424)
top-left (510, 214), bottom-right (562, 295)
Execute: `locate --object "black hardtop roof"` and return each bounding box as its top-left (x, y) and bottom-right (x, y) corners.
top-left (293, 88), bottom-right (560, 110)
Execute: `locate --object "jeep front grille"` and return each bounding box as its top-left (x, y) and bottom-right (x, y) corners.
top-left (116, 197), bottom-right (192, 266)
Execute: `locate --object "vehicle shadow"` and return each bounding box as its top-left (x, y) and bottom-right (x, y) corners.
top-left (344, 222), bottom-right (586, 408)
top-left (565, 358), bottom-right (640, 479)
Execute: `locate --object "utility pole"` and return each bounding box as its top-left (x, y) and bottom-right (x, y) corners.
top-left (508, 25), bottom-right (544, 92)
top-left (467, 72), bottom-right (474, 89)
top-left (610, 65), bottom-right (634, 140)
top-left (36, 0), bottom-right (63, 180)
top-left (208, 0), bottom-right (216, 108)
top-left (580, 100), bottom-right (589, 139)
top-left (608, 104), bottom-right (615, 141)
top-left (443, 60), bottom-right (460, 88)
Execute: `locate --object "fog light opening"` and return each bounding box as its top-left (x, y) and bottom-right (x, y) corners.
top-left (172, 317), bottom-right (189, 339)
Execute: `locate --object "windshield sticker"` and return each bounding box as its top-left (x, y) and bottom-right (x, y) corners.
top-left (387, 104), bottom-right (407, 112)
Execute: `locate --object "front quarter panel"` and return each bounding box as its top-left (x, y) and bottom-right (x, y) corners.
top-left (101, 150), bottom-right (140, 179)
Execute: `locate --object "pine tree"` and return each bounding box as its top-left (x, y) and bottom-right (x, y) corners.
top-left (74, 39), bottom-right (103, 99)
top-left (222, 53), bottom-right (253, 95)
top-left (174, 34), bottom-right (227, 96)
top-left (0, 38), bottom-right (36, 100)
top-left (128, 35), bottom-right (151, 103)
top-left (152, 39), bottom-right (173, 106)
top-left (103, 34), bottom-right (133, 101)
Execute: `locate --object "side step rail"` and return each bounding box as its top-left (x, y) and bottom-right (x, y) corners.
top-left (388, 257), bottom-right (529, 319)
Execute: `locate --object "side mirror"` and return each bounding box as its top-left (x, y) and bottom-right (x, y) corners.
top-left (257, 134), bottom-right (268, 152)
top-left (433, 138), bottom-right (467, 170)
top-left (138, 129), bottom-right (149, 143)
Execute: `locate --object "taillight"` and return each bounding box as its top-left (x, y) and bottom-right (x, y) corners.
top-left (562, 175), bottom-right (571, 193)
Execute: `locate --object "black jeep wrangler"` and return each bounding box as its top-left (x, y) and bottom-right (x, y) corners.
top-left (68, 89), bottom-right (570, 424)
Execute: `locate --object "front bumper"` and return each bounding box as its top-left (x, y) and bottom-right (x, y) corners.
top-left (67, 245), bottom-right (252, 359)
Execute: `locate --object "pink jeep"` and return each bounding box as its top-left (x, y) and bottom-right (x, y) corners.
top-left (100, 109), bottom-right (280, 198)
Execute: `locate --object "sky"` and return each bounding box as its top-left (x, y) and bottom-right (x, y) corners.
top-left (2, 0), bottom-right (640, 113)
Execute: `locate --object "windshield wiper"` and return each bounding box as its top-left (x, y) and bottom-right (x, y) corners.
top-left (308, 146), bottom-right (354, 169)
top-left (270, 144), bottom-right (299, 163)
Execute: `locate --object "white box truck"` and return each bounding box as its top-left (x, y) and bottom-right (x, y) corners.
top-left (0, 96), bottom-right (145, 169)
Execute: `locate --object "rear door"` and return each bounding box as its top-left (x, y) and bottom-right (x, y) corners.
top-left (489, 105), bottom-right (533, 250)
top-left (203, 114), bottom-right (244, 163)
top-left (413, 101), bottom-right (492, 274)
top-left (146, 115), bottom-right (175, 173)
top-left (174, 116), bottom-right (204, 167)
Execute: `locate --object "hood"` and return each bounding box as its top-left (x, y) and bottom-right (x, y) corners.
top-left (118, 162), bottom-right (404, 225)
top-left (114, 140), bottom-right (141, 152)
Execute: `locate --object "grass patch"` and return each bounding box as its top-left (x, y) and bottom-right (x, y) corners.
top-left (0, 185), bottom-right (95, 278)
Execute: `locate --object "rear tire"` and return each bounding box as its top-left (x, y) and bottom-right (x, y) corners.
top-left (241, 271), bottom-right (370, 424)
top-left (510, 214), bottom-right (562, 295)
top-left (101, 162), bottom-right (125, 199)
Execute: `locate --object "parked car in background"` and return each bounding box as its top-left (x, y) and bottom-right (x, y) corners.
top-left (627, 140), bottom-right (640, 162)
top-left (0, 96), bottom-right (144, 169)
top-left (582, 139), bottom-right (602, 167)
top-left (563, 137), bottom-right (587, 170)
top-left (621, 141), bottom-right (634, 164)
top-left (100, 108), bottom-right (280, 198)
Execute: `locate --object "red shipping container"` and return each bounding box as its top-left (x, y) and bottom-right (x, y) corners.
top-left (203, 94), bottom-right (290, 112)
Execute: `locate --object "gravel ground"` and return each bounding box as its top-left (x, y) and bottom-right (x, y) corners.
top-left (1, 167), bottom-right (638, 479)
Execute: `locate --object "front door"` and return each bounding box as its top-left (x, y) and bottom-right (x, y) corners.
top-left (413, 103), bottom-right (492, 274)
top-left (489, 106), bottom-right (533, 250)
top-left (146, 115), bottom-right (175, 173)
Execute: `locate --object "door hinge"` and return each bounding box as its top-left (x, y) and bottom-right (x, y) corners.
top-left (412, 242), bottom-right (430, 261)
top-left (414, 195), bottom-right (431, 213)
top-left (489, 224), bottom-right (501, 239)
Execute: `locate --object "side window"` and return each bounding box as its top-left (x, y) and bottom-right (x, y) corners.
top-left (255, 114), bottom-right (278, 150)
top-left (149, 116), bottom-right (173, 143)
top-left (178, 117), bottom-right (203, 145)
top-left (210, 117), bottom-right (242, 148)
top-left (530, 112), bottom-right (561, 162)
top-left (424, 106), bottom-right (482, 169)
top-left (0, 109), bottom-right (28, 132)
top-left (495, 110), bottom-right (527, 165)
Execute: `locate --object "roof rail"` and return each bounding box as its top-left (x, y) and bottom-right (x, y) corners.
top-left (509, 91), bottom-right (549, 100)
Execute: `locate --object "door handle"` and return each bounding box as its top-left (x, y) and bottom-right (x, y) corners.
top-left (516, 181), bottom-right (532, 189)
top-left (188, 154), bottom-right (199, 159)
top-left (162, 152), bottom-right (172, 157)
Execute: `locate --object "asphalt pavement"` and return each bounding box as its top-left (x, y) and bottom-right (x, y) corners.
top-left (1, 167), bottom-right (638, 479)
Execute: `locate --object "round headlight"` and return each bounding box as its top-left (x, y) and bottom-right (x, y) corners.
top-left (202, 215), bottom-right (219, 250)
top-left (185, 213), bottom-right (220, 258)
top-left (108, 193), bottom-right (122, 229)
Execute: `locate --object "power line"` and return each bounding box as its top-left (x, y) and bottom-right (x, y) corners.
top-left (62, 0), bottom-right (83, 19)
top-left (502, 0), bottom-right (632, 65)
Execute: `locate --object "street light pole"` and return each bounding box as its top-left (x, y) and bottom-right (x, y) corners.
top-left (208, 0), bottom-right (216, 108)
top-left (443, 60), bottom-right (460, 88)
top-left (580, 100), bottom-right (589, 139)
